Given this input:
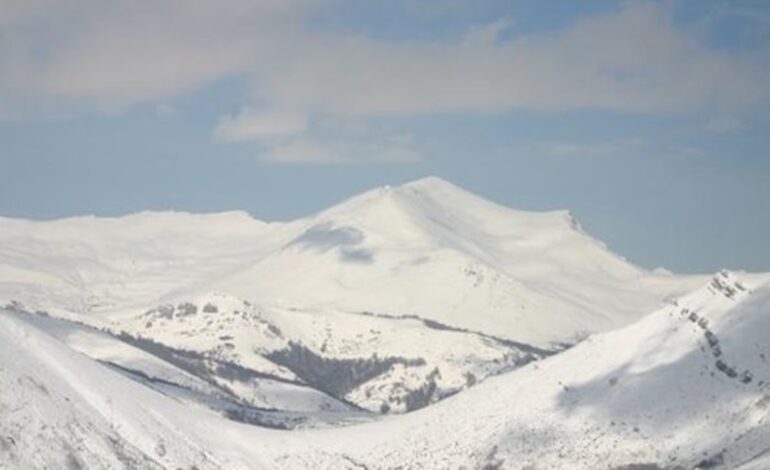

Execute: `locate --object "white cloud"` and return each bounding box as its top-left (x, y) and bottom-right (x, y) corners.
top-left (0, 0), bottom-right (308, 110)
top-left (215, 108), bottom-right (420, 165)
top-left (1, 1), bottom-right (768, 165)
top-left (1, 1), bottom-right (768, 118)
top-left (214, 108), bottom-right (308, 142)
top-left (261, 136), bottom-right (421, 165)
top-left (254, 2), bottom-right (770, 117)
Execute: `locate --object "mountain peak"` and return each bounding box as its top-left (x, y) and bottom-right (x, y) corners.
top-left (316, 176), bottom-right (591, 240)
top-left (314, 176), bottom-right (485, 229)
top-left (400, 175), bottom-right (456, 190)
top-left (398, 176), bottom-right (479, 200)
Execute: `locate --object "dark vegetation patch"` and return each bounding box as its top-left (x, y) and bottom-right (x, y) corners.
top-left (696, 450), bottom-right (726, 469)
top-left (103, 355), bottom-right (342, 430)
top-left (202, 303), bottom-right (218, 313)
top-left (402, 367), bottom-right (442, 411)
top-left (114, 332), bottom-right (297, 387)
top-left (267, 341), bottom-right (425, 398)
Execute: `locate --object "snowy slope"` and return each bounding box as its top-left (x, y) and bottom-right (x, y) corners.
top-left (210, 177), bottom-right (705, 345)
top-left (0, 177), bottom-right (704, 346)
top-left (14, 310), bottom-right (357, 419)
top-left (3, 271), bottom-right (769, 469)
top-left (0, 308), bottom-right (269, 470)
top-left (123, 293), bottom-right (548, 413)
top-left (2, 177), bottom-right (768, 469)
top-left (0, 177), bottom-right (710, 417)
top-left (0, 307), bottom-right (367, 469)
top-left (272, 271), bottom-right (770, 469)
top-left (0, 211), bottom-right (270, 316)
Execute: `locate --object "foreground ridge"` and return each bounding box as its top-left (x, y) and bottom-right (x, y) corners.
top-left (1, 272), bottom-right (769, 468)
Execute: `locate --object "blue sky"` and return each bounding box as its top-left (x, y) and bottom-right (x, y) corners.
top-left (1, 0), bottom-right (769, 273)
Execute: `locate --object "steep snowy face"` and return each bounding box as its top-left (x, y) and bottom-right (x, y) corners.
top-left (0, 177), bottom-right (703, 346)
top-left (0, 177), bottom-right (706, 423)
top-left (213, 177), bottom-right (705, 345)
top-left (273, 272), bottom-right (770, 469)
top-left (0, 309), bottom-right (274, 470)
top-left (5, 271), bottom-right (765, 470)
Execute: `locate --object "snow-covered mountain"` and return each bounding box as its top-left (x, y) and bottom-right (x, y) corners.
top-left (0, 177), bottom-right (705, 415)
top-left (2, 176), bottom-right (766, 469)
top-left (2, 271), bottom-right (769, 469)
top-left (277, 270), bottom-right (770, 469)
top-left (0, 177), bottom-right (703, 345)
top-left (203, 176), bottom-right (705, 345)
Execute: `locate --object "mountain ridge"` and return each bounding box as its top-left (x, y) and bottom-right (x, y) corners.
top-left (0, 176), bottom-right (715, 420)
top-left (1, 177), bottom-right (768, 468)
top-left (3, 270), bottom-right (769, 469)
top-left (0, 176), bottom-right (707, 344)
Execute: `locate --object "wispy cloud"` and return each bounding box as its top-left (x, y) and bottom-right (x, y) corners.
top-left (261, 136), bottom-right (421, 165)
top-left (0, 0), bottom-right (306, 110)
top-left (2, 1), bottom-right (768, 117)
top-left (252, 2), bottom-right (769, 117)
top-left (1, 1), bottom-right (768, 164)
top-left (214, 108), bottom-right (308, 142)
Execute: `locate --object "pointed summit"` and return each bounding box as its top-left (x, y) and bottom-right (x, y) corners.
top-left (202, 176), bottom-right (707, 346)
top-left (400, 175), bottom-right (459, 191)
top-left (311, 175), bottom-right (604, 257)
top-left (398, 176), bottom-right (482, 202)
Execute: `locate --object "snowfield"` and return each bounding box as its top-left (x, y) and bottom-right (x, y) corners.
top-left (3, 271), bottom-right (769, 469)
top-left (1, 177), bottom-right (768, 469)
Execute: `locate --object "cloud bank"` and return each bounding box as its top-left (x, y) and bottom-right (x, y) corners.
top-left (1, 0), bottom-right (768, 162)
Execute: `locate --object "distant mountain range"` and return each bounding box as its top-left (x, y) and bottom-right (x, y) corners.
top-left (1, 177), bottom-right (767, 469)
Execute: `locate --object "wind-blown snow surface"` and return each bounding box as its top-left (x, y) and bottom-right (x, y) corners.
top-left (2, 271), bottom-right (770, 469)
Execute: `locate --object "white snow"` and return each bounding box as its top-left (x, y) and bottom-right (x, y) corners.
top-left (271, 271), bottom-right (770, 468)
top-left (0, 177), bottom-right (704, 345)
top-left (2, 271), bottom-right (769, 469)
top-left (1, 176), bottom-right (767, 469)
